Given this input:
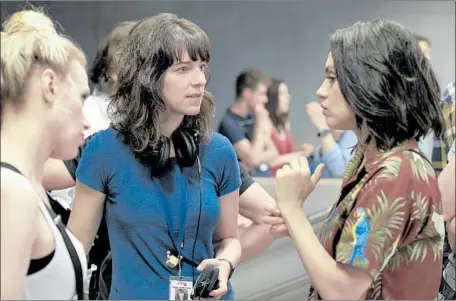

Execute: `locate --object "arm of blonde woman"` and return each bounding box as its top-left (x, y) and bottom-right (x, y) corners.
top-left (67, 181), bottom-right (105, 254)
top-left (43, 135), bottom-right (95, 191)
top-left (42, 158), bottom-right (75, 191)
top-left (1, 173), bottom-right (39, 299)
top-left (197, 189), bottom-right (242, 299)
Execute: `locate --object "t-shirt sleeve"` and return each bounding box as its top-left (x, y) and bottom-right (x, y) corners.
top-left (239, 163), bottom-right (255, 195)
top-left (218, 117), bottom-right (247, 145)
top-left (63, 152), bottom-right (80, 181)
top-left (75, 133), bottom-right (111, 194)
top-left (216, 136), bottom-right (241, 197)
top-left (63, 134), bottom-right (95, 180)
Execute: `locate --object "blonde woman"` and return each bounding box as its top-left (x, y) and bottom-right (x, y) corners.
top-left (1, 9), bottom-right (90, 300)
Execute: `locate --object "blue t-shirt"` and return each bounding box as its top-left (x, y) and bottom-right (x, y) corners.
top-left (76, 128), bottom-right (241, 300)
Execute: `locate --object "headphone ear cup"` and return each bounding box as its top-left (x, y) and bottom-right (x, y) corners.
top-left (173, 129), bottom-right (198, 167)
top-left (155, 136), bottom-right (171, 169)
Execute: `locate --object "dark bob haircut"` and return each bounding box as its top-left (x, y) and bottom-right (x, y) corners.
top-left (330, 19), bottom-right (444, 151)
top-left (109, 13), bottom-right (213, 157)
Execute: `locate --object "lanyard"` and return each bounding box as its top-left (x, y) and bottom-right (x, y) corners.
top-left (159, 174), bottom-right (188, 254)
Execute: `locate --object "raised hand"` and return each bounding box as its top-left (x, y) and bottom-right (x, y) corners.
top-left (305, 102), bottom-right (329, 132)
top-left (275, 157), bottom-right (325, 213)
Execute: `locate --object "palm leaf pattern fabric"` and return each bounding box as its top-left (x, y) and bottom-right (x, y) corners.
top-left (309, 141), bottom-right (444, 300)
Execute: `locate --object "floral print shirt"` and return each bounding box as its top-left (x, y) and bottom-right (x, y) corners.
top-left (309, 141), bottom-right (445, 300)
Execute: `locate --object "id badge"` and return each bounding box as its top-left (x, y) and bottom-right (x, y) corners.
top-left (169, 276), bottom-right (193, 300)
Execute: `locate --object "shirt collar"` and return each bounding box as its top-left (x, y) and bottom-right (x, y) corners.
top-left (343, 140), bottom-right (419, 184)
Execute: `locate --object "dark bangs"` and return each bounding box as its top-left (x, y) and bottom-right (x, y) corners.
top-left (109, 13), bottom-right (214, 161)
top-left (153, 16), bottom-right (211, 82)
top-left (169, 29), bottom-right (211, 65)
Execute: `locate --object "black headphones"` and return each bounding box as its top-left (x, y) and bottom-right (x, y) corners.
top-left (154, 126), bottom-right (204, 284)
top-left (148, 127), bottom-right (201, 175)
top-left (129, 125), bottom-right (204, 282)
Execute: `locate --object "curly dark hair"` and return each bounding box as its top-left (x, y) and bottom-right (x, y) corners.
top-left (329, 19), bottom-right (444, 151)
top-left (109, 13), bottom-right (213, 159)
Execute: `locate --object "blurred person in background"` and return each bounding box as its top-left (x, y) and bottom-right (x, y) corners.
top-left (431, 81), bottom-right (455, 175)
top-left (305, 101), bottom-right (357, 178)
top-left (47, 20), bottom-right (137, 210)
top-left (434, 79), bottom-right (455, 301)
top-left (265, 78), bottom-right (315, 176)
top-left (438, 141), bottom-right (456, 300)
top-left (415, 34), bottom-right (432, 60)
top-left (218, 69), bottom-right (277, 177)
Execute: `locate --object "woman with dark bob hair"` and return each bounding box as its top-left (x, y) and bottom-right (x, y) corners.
top-left (67, 13), bottom-right (241, 299)
top-left (268, 19), bottom-right (446, 299)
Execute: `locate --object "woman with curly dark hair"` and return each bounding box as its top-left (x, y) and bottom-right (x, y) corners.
top-left (268, 19), bottom-right (446, 300)
top-left (67, 13), bottom-right (241, 300)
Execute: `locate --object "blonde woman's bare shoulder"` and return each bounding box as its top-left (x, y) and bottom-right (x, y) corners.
top-left (1, 168), bottom-right (40, 214)
top-left (1, 168), bottom-right (40, 249)
top-left (1, 168), bottom-right (41, 300)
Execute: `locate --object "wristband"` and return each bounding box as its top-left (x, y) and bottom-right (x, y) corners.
top-left (317, 129), bottom-right (331, 138)
top-left (218, 258), bottom-right (235, 279)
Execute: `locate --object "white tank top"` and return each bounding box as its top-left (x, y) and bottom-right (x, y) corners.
top-left (23, 192), bottom-right (88, 300)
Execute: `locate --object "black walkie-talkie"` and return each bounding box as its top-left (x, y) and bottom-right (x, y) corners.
top-left (190, 267), bottom-right (219, 300)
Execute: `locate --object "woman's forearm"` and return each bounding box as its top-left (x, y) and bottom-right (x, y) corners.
top-left (239, 182), bottom-right (277, 224)
top-left (239, 224), bottom-right (276, 263)
top-left (215, 237), bottom-right (242, 267)
top-left (320, 135), bottom-right (338, 156)
top-left (319, 143), bottom-right (349, 178)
